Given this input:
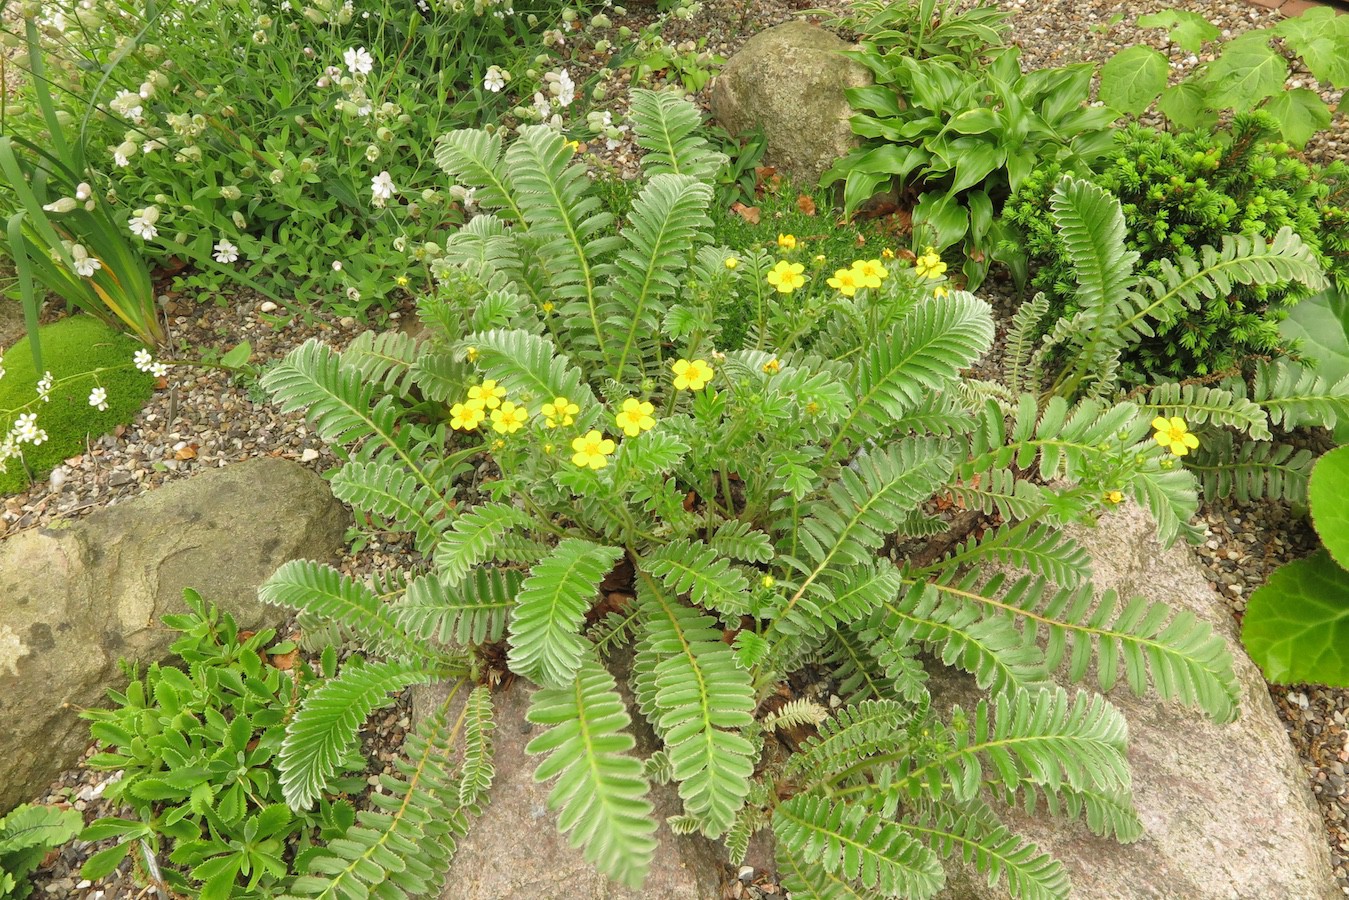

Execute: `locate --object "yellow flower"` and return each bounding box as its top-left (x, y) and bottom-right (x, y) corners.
top-left (541, 396), bottom-right (579, 428)
top-left (933, 285), bottom-right (950, 299)
top-left (490, 401), bottom-right (529, 433)
top-left (564, 139), bottom-right (581, 152)
top-left (762, 358), bottom-right (781, 375)
top-left (724, 256), bottom-right (739, 270)
top-left (881, 247), bottom-right (895, 260)
top-left (851, 259), bottom-right (888, 287)
top-left (777, 233), bottom-right (797, 251)
top-left (1104, 489), bottom-right (1124, 504)
top-left (615, 397), bottom-right (656, 437)
top-left (467, 379), bottom-right (506, 410)
top-left (766, 260), bottom-right (806, 294)
top-left (1151, 416), bottom-right (1199, 456)
top-left (542, 301), bottom-right (555, 314)
top-left (450, 401), bottom-right (486, 431)
top-left (760, 574), bottom-right (775, 589)
top-left (812, 254), bottom-right (827, 267)
top-left (465, 346), bottom-right (479, 363)
top-left (571, 430), bottom-right (615, 469)
top-left (672, 358), bottom-right (715, 391)
top-left (914, 247), bottom-right (947, 280)
top-left (492, 439), bottom-right (505, 450)
top-left (395, 275), bottom-right (410, 287)
top-left (827, 267), bottom-right (861, 297)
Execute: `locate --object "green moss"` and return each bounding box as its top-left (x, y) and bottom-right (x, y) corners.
top-left (0, 316), bottom-right (155, 493)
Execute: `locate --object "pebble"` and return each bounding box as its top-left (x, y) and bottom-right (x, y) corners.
top-left (259, 301), bottom-right (278, 313)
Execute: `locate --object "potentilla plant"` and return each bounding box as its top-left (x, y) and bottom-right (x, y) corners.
top-left (4, 0), bottom-right (566, 316)
top-left (257, 89), bottom-right (1239, 900)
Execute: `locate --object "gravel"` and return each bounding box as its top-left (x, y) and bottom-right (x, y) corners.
top-left (9, 0), bottom-right (1349, 895)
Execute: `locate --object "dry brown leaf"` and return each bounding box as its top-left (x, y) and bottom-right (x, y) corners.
top-left (730, 202), bottom-right (761, 225)
top-left (795, 194), bottom-right (817, 216)
top-left (174, 444), bottom-right (198, 461)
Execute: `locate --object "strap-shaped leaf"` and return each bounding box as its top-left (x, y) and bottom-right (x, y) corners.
top-left (279, 659), bottom-right (444, 810)
top-left (829, 292), bottom-right (994, 453)
top-left (629, 88), bottom-right (727, 181)
top-left (285, 694), bottom-right (475, 898)
top-left (459, 686), bottom-right (496, 806)
top-left (260, 560), bottom-right (449, 662)
top-left (434, 502), bottom-right (534, 585)
top-left (507, 540), bottom-right (624, 688)
top-left (525, 655), bottom-right (658, 888)
top-left (774, 795), bottom-right (945, 898)
top-left (395, 568), bottom-right (521, 646)
top-left (643, 539), bottom-right (751, 616)
top-left (905, 805), bottom-right (1069, 900)
top-left (635, 574), bottom-right (757, 837)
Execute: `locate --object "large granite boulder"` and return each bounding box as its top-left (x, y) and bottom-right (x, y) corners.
top-left (412, 658), bottom-right (725, 899)
top-left (0, 457), bottom-right (349, 813)
top-left (710, 22), bottom-right (871, 186)
top-left (929, 503), bottom-right (1336, 899)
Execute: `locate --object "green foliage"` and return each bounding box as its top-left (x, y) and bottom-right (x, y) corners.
top-left (78, 589), bottom-right (354, 899)
top-left (1003, 117), bottom-right (1349, 380)
top-left (1242, 445), bottom-right (1349, 687)
top-left (0, 315), bottom-right (154, 493)
top-left (824, 43), bottom-right (1116, 290)
top-left (820, 0), bottom-right (1011, 66)
top-left (0, 804), bottom-right (82, 900)
top-left (3, 0), bottom-right (565, 316)
top-left (1098, 8), bottom-right (1348, 146)
top-left (1280, 287), bottom-right (1349, 443)
top-left (258, 89), bottom-right (1240, 899)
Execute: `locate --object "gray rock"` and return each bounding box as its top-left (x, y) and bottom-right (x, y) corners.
top-left (932, 503), bottom-right (1337, 900)
top-left (0, 457), bottom-right (349, 813)
top-left (710, 22), bottom-right (871, 187)
top-left (412, 659), bottom-right (725, 899)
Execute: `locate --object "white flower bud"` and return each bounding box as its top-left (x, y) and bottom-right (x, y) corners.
top-left (42, 197), bottom-right (78, 213)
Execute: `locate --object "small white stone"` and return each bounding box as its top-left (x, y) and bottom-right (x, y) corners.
top-left (737, 866), bottom-right (754, 882)
top-left (259, 301), bottom-right (279, 313)
top-left (301, 448), bottom-right (320, 462)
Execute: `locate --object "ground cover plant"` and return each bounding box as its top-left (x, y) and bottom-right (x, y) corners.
top-left (1003, 114), bottom-right (1349, 380)
top-left (252, 90), bottom-right (1241, 900)
top-left (77, 590), bottom-right (355, 900)
top-left (0, 315), bottom-right (155, 492)
top-left (2, 0), bottom-right (569, 316)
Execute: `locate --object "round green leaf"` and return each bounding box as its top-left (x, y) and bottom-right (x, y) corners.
top-left (1099, 46), bottom-right (1168, 116)
top-left (1242, 551), bottom-right (1349, 686)
top-left (1311, 446), bottom-right (1349, 568)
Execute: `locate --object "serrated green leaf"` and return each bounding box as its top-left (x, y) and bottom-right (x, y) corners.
top-left (1099, 46), bottom-right (1168, 115)
top-left (1262, 88), bottom-right (1332, 148)
top-left (1204, 33), bottom-right (1287, 111)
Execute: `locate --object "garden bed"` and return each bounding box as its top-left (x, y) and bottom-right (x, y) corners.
top-left (3, 0), bottom-right (1348, 895)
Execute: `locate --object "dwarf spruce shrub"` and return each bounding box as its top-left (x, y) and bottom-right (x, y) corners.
top-left (1003, 114), bottom-right (1349, 381)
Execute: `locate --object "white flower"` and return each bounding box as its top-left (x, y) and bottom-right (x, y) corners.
top-left (89, 387), bottom-right (108, 411)
top-left (133, 348), bottom-right (154, 372)
top-left (30, 428), bottom-right (48, 446)
top-left (150, 362), bottom-right (169, 378)
top-left (213, 238), bottom-right (239, 264)
top-left (556, 69), bottom-right (575, 107)
top-left (142, 139), bottom-right (164, 155)
top-left (128, 206), bottom-right (159, 240)
top-left (343, 46), bottom-right (374, 76)
top-left (36, 371), bottom-right (53, 402)
top-left (71, 244), bottom-right (101, 278)
top-left (113, 150), bottom-right (130, 167)
top-left (483, 66), bottom-right (506, 93)
top-left (332, 260), bottom-right (343, 272)
top-left (533, 91), bottom-right (551, 121)
top-left (13, 413), bottom-right (41, 444)
top-left (110, 89), bottom-right (143, 121)
top-left (75, 182), bottom-right (92, 201)
top-left (370, 170), bottom-right (396, 205)
top-left (346, 287), bottom-right (361, 303)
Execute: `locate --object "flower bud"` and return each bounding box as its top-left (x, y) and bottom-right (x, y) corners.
top-left (42, 197), bottom-right (78, 214)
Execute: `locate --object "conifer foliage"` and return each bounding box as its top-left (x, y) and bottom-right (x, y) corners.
top-left (260, 89), bottom-right (1240, 899)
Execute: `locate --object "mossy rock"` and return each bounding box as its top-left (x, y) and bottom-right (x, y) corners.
top-left (0, 316), bottom-right (154, 494)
